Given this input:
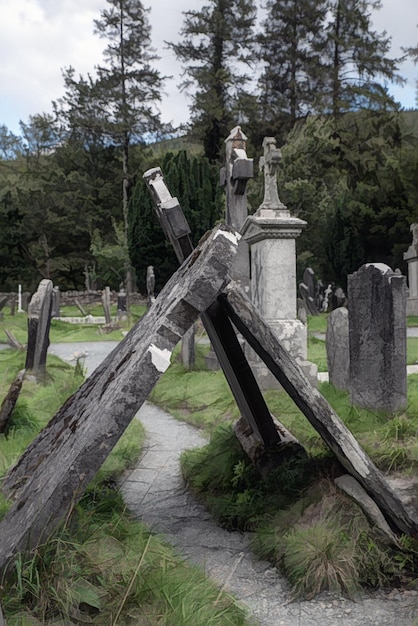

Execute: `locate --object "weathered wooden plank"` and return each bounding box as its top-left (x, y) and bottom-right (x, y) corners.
top-left (0, 369), bottom-right (25, 434)
top-left (220, 284), bottom-right (418, 536)
top-left (0, 225), bottom-right (237, 572)
top-left (144, 166), bottom-right (284, 448)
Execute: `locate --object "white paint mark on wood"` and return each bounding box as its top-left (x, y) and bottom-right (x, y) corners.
top-left (214, 229), bottom-right (240, 245)
top-left (148, 344), bottom-right (172, 373)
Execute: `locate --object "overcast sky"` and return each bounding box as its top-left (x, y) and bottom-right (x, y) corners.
top-left (0, 0), bottom-right (417, 137)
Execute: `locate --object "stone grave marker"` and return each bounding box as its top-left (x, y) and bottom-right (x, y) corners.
top-left (146, 265), bottom-right (156, 307)
top-left (102, 286), bottom-right (112, 325)
top-left (299, 282), bottom-right (319, 316)
top-left (326, 307), bottom-right (349, 391)
top-left (180, 324), bottom-right (195, 369)
top-left (25, 279), bottom-right (53, 383)
top-left (302, 267), bottom-right (316, 301)
top-left (51, 286), bottom-right (60, 318)
top-left (117, 288), bottom-right (128, 322)
top-left (348, 263), bottom-right (407, 412)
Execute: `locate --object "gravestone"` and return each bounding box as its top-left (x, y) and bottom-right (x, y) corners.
top-left (348, 263), bottom-right (407, 412)
top-left (102, 286), bottom-right (112, 325)
top-left (299, 282), bottom-right (319, 316)
top-left (146, 265), bottom-right (156, 307)
top-left (326, 307), bottom-right (349, 391)
top-left (117, 288), bottom-right (128, 322)
top-left (25, 279), bottom-right (53, 383)
top-left (180, 324), bottom-right (195, 369)
top-left (51, 286), bottom-right (60, 318)
top-left (302, 267), bottom-right (316, 301)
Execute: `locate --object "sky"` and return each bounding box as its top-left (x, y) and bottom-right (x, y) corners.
top-left (0, 0), bottom-right (417, 137)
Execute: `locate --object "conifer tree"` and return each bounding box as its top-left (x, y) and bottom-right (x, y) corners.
top-left (257, 0), bottom-right (328, 140)
top-left (322, 0), bottom-right (402, 116)
top-left (168, 0), bottom-right (257, 162)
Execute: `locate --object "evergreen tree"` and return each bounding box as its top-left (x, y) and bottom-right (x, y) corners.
top-left (257, 0), bottom-right (328, 141)
top-left (128, 151), bottom-right (223, 291)
top-left (168, 0), bottom-right (257, 162)
top-left (322, 0), bottom-right (402, 116)
top-left (55, 0), bottom-right (164, 292)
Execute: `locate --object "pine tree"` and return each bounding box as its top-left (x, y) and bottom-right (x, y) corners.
top-left (55, 0), bottom-right (164, 293)
top-left (168, 0), bottom-right (257, 162)
top-left (257, 0), bottom-right (328, 140)
top-left (322, 0), bottom-right (403, 116)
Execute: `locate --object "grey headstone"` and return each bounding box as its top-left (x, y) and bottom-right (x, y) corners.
top-left (117, 288), bottom-right (128, 321)
top-left (299, 282), bottom-right (319, 315)
top-left (180, 324), bottom-right (195, 369)
top-left (302, 267), bottom-right (315, 300)
top-left (348, 263), bottom-right (407, 412)
top-left (25, 279), bottom-right (53, 382)
top-left (51, 286), bottom-right (60, 318)
top-left (102, 286), bottom-right (112, 325)
top-left (326, 307), bottom-right (349, 391)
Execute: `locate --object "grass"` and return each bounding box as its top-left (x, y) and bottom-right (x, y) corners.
top-left (2, 309), bottom-right (418, 604)
top-left (0, 304), bottom-right (147, 345)
top-left (0, 345), bottom-right (251, 625)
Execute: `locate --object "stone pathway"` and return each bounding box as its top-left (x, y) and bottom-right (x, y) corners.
top-left (119, 403), bottom-right (418, 626)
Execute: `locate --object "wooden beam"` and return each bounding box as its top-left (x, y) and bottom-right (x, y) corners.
top-left (220, 284), bottom-right (418, 536)
top-left (0, 225), bottom-right (237, 572)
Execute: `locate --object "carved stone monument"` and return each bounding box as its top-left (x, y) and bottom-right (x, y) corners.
top-left (404, 223), bottom-right (418, 315)
top-left (242, 137), bottom-right (316, 388)
top-left (220, 125), bottom-right (253, 291)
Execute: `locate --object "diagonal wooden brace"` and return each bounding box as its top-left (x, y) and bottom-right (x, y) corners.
top-left (143, 167), bottom-right (298, 452)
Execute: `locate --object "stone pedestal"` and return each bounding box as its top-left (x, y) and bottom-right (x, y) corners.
top-left (242, 207), bottom-right (316, 388)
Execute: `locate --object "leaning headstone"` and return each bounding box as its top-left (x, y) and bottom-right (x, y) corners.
top-left (51, 286), bottom-right (60, 318)
top-left (102, 286), bottom-right (112, 325)
top-left (180, 324), bottom-right (195, 369)
top-left (348, 263), bottom-right (407, 412)
top-left (74, 298), bottom-right (87, 317)
top-left (326, 307), bottom-right (349, 391)
top-left (25, 279), bottom-right (53, 383)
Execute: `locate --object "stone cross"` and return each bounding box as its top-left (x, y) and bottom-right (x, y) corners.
top-left (259, 137), bottom-right (287, 212)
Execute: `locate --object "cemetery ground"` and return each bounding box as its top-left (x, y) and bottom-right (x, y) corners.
top-left (0, 312), bottom-right (418, 623)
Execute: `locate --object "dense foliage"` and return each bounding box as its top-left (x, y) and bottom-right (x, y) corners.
top-left (0, 0), bottom-right (417, 293)
top-left (128, 150), bottom-right (224, 292)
